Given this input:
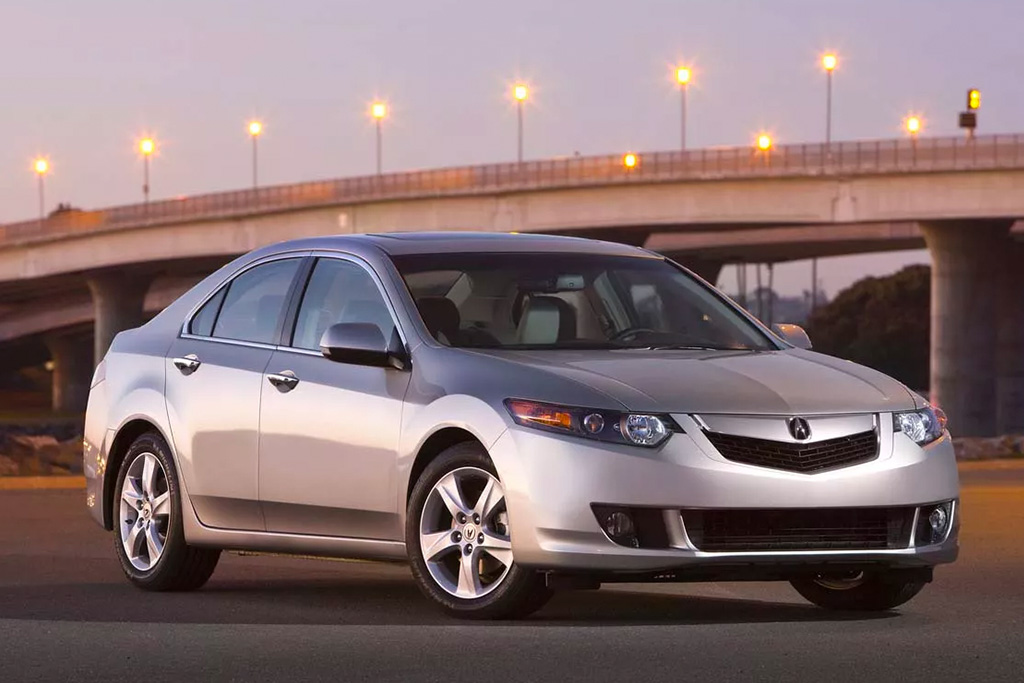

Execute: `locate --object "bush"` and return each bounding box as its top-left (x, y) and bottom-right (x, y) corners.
top-left (806, 265), bottom-right (930, 391)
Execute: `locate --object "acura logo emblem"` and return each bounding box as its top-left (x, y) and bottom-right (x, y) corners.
top-left (787, 417), bottom-right (812, 441)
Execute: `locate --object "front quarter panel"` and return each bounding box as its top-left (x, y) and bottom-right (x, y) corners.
top-left (395, 343), bottom-right (627, 527)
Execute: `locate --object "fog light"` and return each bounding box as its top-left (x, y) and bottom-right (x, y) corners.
top-left (604, 511), bottom-right (635, 539)
top-left (915, 501), bottom-right (954, 546)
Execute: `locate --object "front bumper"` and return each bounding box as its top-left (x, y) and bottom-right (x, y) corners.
top-left (489, 414), bottom-right (960, 574)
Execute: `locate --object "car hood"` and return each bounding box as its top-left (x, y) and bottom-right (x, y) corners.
top-left (467, 347), bottom-right (918, 415)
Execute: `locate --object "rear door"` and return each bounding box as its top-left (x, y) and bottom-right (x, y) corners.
top-left (258, 254), bottom-right (410, 540)
top-left (165, 255), bottom-right (306, 531)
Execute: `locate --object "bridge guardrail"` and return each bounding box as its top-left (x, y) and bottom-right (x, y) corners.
top-left (3, 134), bottom-right (1023, 245)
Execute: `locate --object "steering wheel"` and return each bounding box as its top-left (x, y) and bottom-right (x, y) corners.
top-left (610, 326), bottom-right (658, 342)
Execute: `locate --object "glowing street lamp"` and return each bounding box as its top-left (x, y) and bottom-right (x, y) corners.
top-left (676, 66), bottom-right (692, 150)
top-left (756, 133), bottom-right (774, 169)
top-left (513, 83), bottom-right (529, 163)
top-left (139, 137), bottom-right (155, 204)
top-left (904, 115), bottom-right (922, 165)
top-left (248, 120), bottom-right (263, 189)
top-left (33, 158), bottom-right (49, 225)
top-left (371, 102), bottom-right (387, 175)
top-left (821, 53), bottom-right (837, 145)
top-left (623, 152), bottom-right (638, 170)
top-left (905, 115), bottom-right (922, 136)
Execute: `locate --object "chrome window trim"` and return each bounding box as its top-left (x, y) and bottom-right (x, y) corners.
top-left (283, 250), bottom-right (409, 352)
top-left (179, 250), bottom-right (312, 339)
top-left (178, 333), bottom-right (278, 352)
top-left (274, 346), bottom-right (322, 358)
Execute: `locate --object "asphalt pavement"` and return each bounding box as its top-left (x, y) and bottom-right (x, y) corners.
top-left (0, 463), bottom-right (1022, 682)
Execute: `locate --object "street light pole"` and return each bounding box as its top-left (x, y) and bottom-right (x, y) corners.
top-left (810, 257), bottom-right (818, 316)
top-left (826, 69), bottom-right (833, 144)
top-left (517, 100), bottom-right (523, 163)
top-left (371, 102), bottom-right (387, 175)
top-left (139, 138), bottom-right (155, 205)
top-left (33, 158), bottom-right (48, 227)
top-left (676, 67), bottom-right (691, 151)
top-left (513, 84), bottom-right (528, 163)
top-left (376, 118), bottom-right (383, 175)
top-left (248, 120), bottom-right (263, 188)
top-left (822, 54), bottom-right (837, 146)
top-left (818, 55), bottom-right (836, 318)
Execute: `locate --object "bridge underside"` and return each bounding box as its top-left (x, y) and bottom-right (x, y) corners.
top-left (0, 220), bottom-right (1022, 436)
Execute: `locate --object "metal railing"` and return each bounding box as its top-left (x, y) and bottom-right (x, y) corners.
top-left (3, 133), bottom-right (1023, 246)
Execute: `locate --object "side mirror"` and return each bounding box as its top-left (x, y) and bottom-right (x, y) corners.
top-left (772, 323), bottom-right (813, 350)
top-left (319, 323), bottom-right (409, 369)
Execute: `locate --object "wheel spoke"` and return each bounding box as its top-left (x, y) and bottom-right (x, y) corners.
top-left (435, 473), bottom-right (470, 518)
top-left (481, 533), bottom-right (512, 567)
top-left (481, 546), bottom-right (513, 568)
top-left (456, 551), bottom-right (483, 598)
top-left (123, 522), bottom-right (144, 559)
top-left (141, 454), bottom-right (158, 498)
top-left (421, 530), bottom-right (458, 561)
top-left (121, 478), bottom-right (143, 507)
top-left (145, 524), bottom-right (164, 562)
top-left (151, 491), bottom-right (171, 518)
top-left (474, 477), bottom-right (504, 518)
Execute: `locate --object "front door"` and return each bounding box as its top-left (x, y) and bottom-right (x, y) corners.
top-left (165, 256), bottom-right (303, 531)
top-left (258, 256), bottom-right (410, 540)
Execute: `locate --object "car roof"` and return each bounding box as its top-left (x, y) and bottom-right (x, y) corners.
top-left (268, 232), bottom-right (657, 258)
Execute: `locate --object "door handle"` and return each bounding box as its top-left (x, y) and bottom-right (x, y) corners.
top-left (267, 370), bottom-right (300, 392)
top-left (172, 354), bottom-right (201, 375)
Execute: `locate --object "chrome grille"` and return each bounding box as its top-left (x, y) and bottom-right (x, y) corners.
top-left (704, 429), bottom-right (878, 473)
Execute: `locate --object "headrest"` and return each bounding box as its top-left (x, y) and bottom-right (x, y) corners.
top-left (516, 296), bottom-right (576, 344)
top-left (417, 297), bottom-right (461, 343)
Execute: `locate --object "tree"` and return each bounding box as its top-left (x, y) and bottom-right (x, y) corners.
top-left (806, 265), bottom-right (930, 391)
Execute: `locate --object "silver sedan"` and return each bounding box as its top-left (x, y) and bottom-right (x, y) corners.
top-left (83, 232), bottom-right (958, 618)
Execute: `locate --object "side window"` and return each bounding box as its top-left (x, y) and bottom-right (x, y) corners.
top-left (210, 259), bottom-right (301, 344)
top-left (189, 288), bottom-right (226, 336)
top-left (291, 258), bottom-right (396, 351)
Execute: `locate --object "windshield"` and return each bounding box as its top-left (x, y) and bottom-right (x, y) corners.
top-left (391, 252), bottom-right (777, 351)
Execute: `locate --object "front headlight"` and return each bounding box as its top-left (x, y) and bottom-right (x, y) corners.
top-left (894, 404), bottom-right (948, 446)
top-left (504, 399), bottom-right (679, 447)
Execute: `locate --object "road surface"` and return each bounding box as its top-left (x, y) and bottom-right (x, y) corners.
top-left (0, 463), bottom-right (1021, 682)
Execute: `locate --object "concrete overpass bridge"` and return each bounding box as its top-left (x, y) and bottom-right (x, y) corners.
top-left (2, 133), bottom-right (1023, 436)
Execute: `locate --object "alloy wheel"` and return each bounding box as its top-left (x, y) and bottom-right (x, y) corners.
top-left (814, 572), bottom-right (867, 591)
top-left (118, 451), bottom-right (171, 571)
top-left (419, 466), bottom-right (513, 599)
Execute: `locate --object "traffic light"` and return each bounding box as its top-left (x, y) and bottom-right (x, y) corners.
top-left (967, 89), bottom-right (980, 110)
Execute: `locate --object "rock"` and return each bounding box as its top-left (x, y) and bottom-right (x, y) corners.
top-left (2, 434), bottom-right (83, 475)
top-left (0, 455), bottom-right (18, 476)
top-left (953, 436), bottom-right (1024, 460)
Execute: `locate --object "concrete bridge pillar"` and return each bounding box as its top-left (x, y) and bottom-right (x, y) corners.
top-left (921, 220), bottom-right (1015, 437)
top-left (997, 241), bottom-right (1024, 434)
top-left (43, 333), bottom-right (93, 413)
top-left (87, 273), bottom-right (153, 365)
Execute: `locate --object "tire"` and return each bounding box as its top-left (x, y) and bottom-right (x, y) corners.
top-left (790, 571), bottom-right (926, 611)
top-left (406, 442), bottom-right (551, 619)
top-left (112, 431), bottom-right (220, 591)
